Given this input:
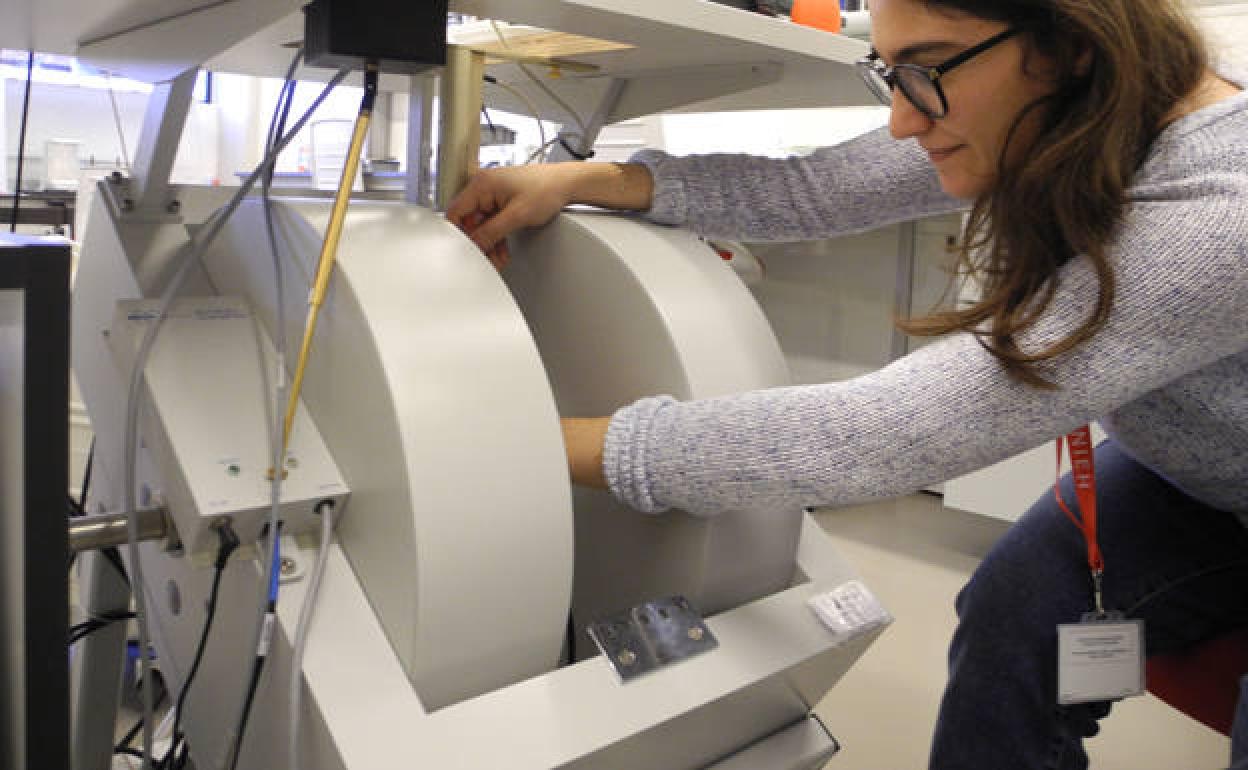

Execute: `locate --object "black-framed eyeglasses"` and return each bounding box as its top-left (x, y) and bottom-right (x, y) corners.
top-left (856, 27), bottom-right (1020, 120)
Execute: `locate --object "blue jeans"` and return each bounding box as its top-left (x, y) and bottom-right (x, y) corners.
top-left (929, 440), bottom-right (1248, 770)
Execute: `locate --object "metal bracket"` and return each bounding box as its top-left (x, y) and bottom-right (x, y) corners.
top-left (99, 174), bottom-right (184, 225)
top-left (587, 595), bottom-right (718, 682)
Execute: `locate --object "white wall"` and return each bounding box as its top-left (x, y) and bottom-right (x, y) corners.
top-left (1195, 3), bottom-right (1248, 68)
top-left (3, 79), bottom-right (146, 190)
top-left (2, 69), bottom-right (226, 192)
top-left (213, 72), bottom-right (263, 185)
top-left (661, 105), bottom-right (889, 157)
top-left (652, 106), bottom-right (969, 384)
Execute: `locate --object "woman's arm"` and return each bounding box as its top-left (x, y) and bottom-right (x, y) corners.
top-left (633, 127), bottom-right (962, 242)
top-left (447, 162), bottom-right (653, 266)
top-left (448, 127), bottom-right (963, 261)
top-left (562, 417), bottom-right (610, 489)
top-left (602, 188), bottom-right (1248, 515)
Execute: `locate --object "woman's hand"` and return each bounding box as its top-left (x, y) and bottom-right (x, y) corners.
top-left (446, 164), bottom-right (579, 269)
top-left (561, 416), bottom-right (611, 489)
top-left (446, 162), bottom-right (655, 269)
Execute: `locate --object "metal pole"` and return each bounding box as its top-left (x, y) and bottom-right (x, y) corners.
top-left (68, 506), bottom-right (169, 553)
top-left (436, 45), bottom-right (484, 210)
top-left (405, 71), bottom-right (438, 207)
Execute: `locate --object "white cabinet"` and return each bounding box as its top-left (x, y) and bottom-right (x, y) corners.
top-left (748, 212), bottom-right (966, 385)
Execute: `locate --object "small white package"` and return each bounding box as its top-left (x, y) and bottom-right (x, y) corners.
top-left (807, 580), bottom-right (893, 643)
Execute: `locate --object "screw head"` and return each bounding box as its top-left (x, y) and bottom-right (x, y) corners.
top-left (166, 200), bottom-right (181, 214)
top-left (280, 557), bottom-right (297, 576)
top-left (687, 627), bottom-right (704, 641)
top-left (617, 649), bottom-right (636, 666)
top-left (226, 463), bottom-right (241, 477)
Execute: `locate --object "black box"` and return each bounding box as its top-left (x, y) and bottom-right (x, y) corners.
top-left (0, 234), bottom-right (70, 770)
top-left (304, 0), bottom-right (449, 75)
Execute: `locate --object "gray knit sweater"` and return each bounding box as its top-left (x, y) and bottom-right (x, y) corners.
top-left (604, 73), bottom-right (1248, 519)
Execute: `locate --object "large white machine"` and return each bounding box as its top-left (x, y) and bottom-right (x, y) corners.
top-left (24, 1), bottom-right (895, 768)
top-left (74, 183), bottom-right (886, 769)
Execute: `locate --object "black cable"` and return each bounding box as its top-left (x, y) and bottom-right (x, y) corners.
top-left (66, 493), bottom-right (83, 572)
top-left (224, 549), bottom-right (279, 770)
top-left (361, 63), bottom-right (379, 112)
top-left (114, 680), bottom-right (168, 754)
top-left (114, 721), bottom-right (145, 755)
top-left (246, 65), bottom-right (301, 770)
top-left (232, 51), bottom-right (301, 770)
top-left (264, 48), bottom-right (303, 187)
top-left (79, 437), bottom-right (95, 512)
top-left (68, 611), bottom-right (136, 645)
top-left (224, 651), bottom-right (268, 770)
top-left (228, 69), bottom-right (377, 770)
top-left (9, 50), bottom-right (34, 233)
top-left (219, 482), bottom-right (282, 770)
top-left (482, 105), bottom-right (496, 132)
top-left (160, 522), bottom-right (240, 769)
top-left (99, 547), bottom-right (130, 586)
top-left (558, 135), bottom-right (594, 161)
top-left (69, 611), bottom-right (134, 634)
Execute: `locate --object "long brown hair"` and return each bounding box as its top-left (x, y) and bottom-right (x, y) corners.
top-left (898, 0), bottom-right (1208, 386)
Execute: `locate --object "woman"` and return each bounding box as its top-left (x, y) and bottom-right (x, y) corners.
top-left (448, 0), bottom-right (1248, 767)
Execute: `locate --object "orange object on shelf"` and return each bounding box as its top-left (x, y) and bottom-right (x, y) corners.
top-left (791, 0), bottom-right (843, 33)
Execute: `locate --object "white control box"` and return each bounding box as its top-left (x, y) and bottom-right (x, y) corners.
top-left (109, 296), bottom-right (348, 561)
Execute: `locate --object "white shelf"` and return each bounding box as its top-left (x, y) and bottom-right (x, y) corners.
top-left (453, 0), bottom-right (873, 113)
top-left (2, 0), bottom-right (872, 114)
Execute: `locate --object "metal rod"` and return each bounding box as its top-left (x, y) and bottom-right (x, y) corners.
top-left (405, 71), bottom-right (437, 207)
top-left (436, 45), bottom-right (485, 209)
top-left (283, 64), bottom-right (379, 453)
top-left (68, 507), bottom-right (168, 553)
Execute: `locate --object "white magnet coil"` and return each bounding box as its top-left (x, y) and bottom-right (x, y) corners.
top-left (202, 199), bottom-right (574, 709)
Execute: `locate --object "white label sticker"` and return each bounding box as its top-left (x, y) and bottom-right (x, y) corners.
top-left (257, 612), bottom-right (276, 657)
top-left (1057, 618), bottom-right (1146, 704)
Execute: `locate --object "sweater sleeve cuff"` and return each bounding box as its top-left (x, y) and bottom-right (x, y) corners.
top-left (629, 149), bottom-right (687, 227)
top-left (603, 395), bottom-right (677, 514)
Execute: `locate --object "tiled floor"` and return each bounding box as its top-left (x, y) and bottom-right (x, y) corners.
top-left (812, 493), bottom-right (1229, 770)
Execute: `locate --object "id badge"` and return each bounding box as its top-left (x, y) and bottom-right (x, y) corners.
top-left (1057, 614), bottom-right (1146, 705)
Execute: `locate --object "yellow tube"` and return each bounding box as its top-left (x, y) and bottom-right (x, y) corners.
top-left (282, 65), bottom-right (378, 455)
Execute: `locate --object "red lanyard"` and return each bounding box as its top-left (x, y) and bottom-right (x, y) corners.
top-left (1055, 425), bottom-right (1106, 614)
